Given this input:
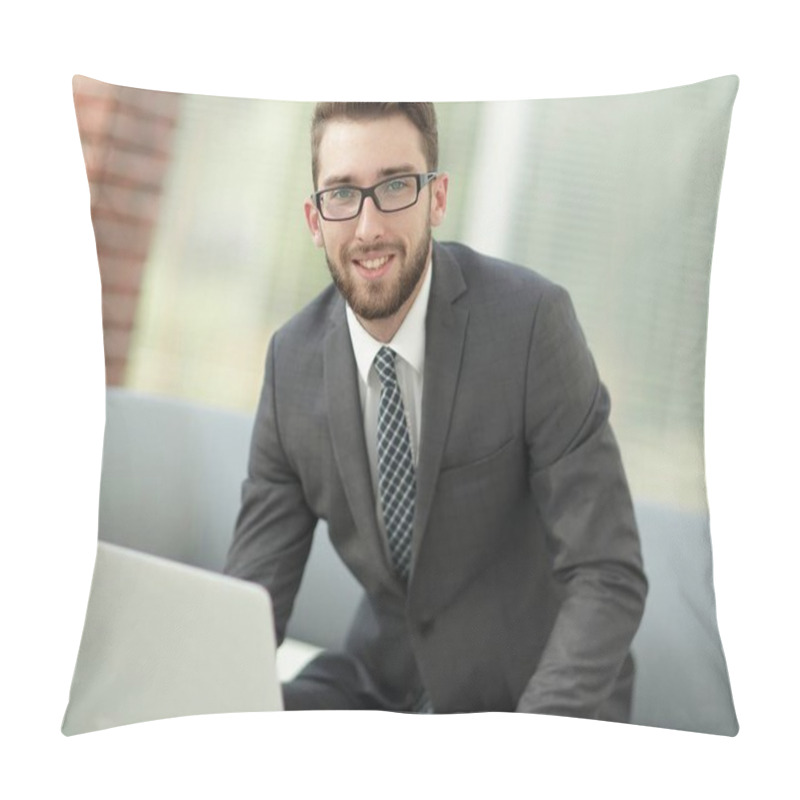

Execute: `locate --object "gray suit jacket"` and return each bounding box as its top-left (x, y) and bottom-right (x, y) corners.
top-left (225, 241), bottom-right (647, 720)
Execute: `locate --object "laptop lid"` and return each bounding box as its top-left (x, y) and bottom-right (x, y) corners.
top-left (62, 541), bottom-right (283, 736)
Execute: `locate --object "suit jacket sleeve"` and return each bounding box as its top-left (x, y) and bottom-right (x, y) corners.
top-left (223, 335), bottom-right (317, 644)
top-left (516, 282), bottom-right (647, 717)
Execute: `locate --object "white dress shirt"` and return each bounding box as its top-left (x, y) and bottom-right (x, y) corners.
top-left (345, 257), bottom-right (432, 529)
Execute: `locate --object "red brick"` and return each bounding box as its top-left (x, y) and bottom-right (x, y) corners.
top-left (92, 216), bottom-right (154, 259)
top-left (112, 120), bottom-right (175, 157)
top-left (74, 96), bottom-right (117, 139)
top-left (118, 85), bottom-right (180, 121)
top-left (102, 325), bottom-right (133, 360)
top-left (78, 137), bottom-right (110, 176)
top-left (72, 75), bottom-right (181, 388)
top-left (102, 290), bottom-right (140, 328)
top-left (91, 186), bottom-right (163, 225)
top-left (104, 359), bottom-right (127, 386)
top-left (91, 146), bottom-right (171, 189)
top-left (97, 252), bottom-right (147, 292)
top-left (73, 75), bottom-right (120, 101)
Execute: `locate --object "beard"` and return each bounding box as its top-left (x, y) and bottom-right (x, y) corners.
top-left (325, 226), bottom-right (431, 321)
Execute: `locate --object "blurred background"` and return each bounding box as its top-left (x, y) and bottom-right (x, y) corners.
top-left (74, 76), bottom-right (723, 514)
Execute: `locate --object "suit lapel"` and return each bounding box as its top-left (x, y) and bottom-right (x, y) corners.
top-left (323, 299), bottom-right (403, 594)
top-left (411, 244), bottom-right (469, 571)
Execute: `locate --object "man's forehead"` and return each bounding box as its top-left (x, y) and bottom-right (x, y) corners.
top-left (316, 114), bottom-right (427, 186)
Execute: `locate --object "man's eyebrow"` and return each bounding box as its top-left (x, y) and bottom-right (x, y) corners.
top-left (377, 164), bottom-right (418, 178)
top-left (320, 164), bottom-right (419, 188)
top-left (320, 173), bottom-right (354, 188)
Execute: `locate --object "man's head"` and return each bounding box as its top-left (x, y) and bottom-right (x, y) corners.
top-left (304, 103), bottom-right (448, 342)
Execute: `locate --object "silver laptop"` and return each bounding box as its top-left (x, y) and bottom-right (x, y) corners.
top-left (62, 541), bottom-right (283, 736)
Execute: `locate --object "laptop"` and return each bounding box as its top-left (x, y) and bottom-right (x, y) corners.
top-left (62, 541), bottom-right (283, 736)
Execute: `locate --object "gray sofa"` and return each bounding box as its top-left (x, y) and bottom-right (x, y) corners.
top-left (97, 387), bottom-right (738, 735)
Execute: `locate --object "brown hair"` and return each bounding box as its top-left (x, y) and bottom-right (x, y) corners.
top-left (310, 102), bottom-right (438, 188)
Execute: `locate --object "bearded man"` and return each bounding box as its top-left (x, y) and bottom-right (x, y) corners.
top-left (225, 102), bottom-right (647, 719)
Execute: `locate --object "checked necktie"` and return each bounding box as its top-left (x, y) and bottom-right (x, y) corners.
top-left (374, 346), bottom-right (416, 582)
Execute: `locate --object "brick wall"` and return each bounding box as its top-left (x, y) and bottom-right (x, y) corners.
top-left (73, 75), bottom-right (181, 385)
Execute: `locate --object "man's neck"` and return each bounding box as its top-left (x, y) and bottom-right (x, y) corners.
top-left (356, 314), bottom-right (405, 345)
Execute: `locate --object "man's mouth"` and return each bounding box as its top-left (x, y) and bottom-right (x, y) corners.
top-left (352, 252), bottom-right (395, 278)
top-left (356, 255), bottom-right (391, 270)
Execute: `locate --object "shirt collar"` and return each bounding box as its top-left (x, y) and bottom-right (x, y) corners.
top-left (346, 254), bottom-right (432, 383)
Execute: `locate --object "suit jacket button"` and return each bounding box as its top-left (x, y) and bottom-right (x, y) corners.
top-left (419, 618), bottom-right (434, 636)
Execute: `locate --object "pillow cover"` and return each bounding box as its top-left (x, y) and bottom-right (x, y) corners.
top-left (64, 75), bottom-right (739, 735)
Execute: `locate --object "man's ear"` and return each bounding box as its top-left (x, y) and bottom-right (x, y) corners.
top-left (304, 197), bottom-right (325, 247)
top-left (429, 172), bottom-right (449, 228)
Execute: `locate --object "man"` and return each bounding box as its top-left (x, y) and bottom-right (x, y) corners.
top-left (225, 102), bottom-right (647, 720)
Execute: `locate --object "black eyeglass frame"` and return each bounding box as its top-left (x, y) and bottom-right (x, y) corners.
top-left (311, 171), bottom-right (439, 221)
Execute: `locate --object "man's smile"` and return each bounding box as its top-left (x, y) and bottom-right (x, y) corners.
top-left (356, 255), bottom-right (392, 270)
top-left (351, 251), bottom-right (397, 280)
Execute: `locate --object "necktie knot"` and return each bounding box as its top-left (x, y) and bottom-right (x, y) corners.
top-left (374, 346), bottom-right (398, 388)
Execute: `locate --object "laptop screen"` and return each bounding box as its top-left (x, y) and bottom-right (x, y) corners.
top-left (62, 542), bottom-right (283, 736)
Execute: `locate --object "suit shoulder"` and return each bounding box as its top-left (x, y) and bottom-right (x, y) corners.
top-left (436, 241), bottom-right (566, 305)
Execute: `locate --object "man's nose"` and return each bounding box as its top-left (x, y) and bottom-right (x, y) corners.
top-left (355, 195), bottom-right (386, 240)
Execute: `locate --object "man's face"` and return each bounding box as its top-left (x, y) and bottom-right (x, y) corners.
top-left (304, 114), bottom-right (448, 328)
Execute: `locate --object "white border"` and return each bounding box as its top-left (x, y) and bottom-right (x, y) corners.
top-left (4, 1), bottom-right (797, 795)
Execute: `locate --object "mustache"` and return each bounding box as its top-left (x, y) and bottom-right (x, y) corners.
top-left (346, 242), bottom-right (406, 260)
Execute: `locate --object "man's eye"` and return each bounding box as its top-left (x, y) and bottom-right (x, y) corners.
top-left (329, 187), bottom-right (357, 201)
top-left (385, 178), bottom-right (411, 193)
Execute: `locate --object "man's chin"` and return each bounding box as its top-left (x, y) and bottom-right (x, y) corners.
top-left (328, 262), bottom-right (403, 320)
top-left (347, 289), bottom-right (404, 321)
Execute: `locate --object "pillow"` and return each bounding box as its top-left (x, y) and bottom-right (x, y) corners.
top-left (64, 75), bottom-right (739, 735)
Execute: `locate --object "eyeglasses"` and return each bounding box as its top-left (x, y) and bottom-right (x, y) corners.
top-left (312, 172), bottom-right (438, 221)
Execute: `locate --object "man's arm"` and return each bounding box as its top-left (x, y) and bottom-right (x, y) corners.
top-left (224, 335), bottom-right (317, 645)
top-left (516, 283), bottom-right (647, 718)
